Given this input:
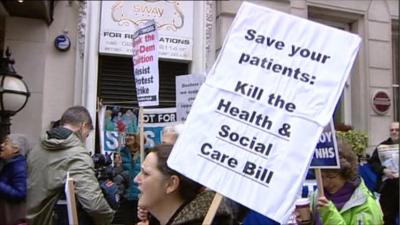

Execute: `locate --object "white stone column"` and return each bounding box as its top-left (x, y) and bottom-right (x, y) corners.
top-left (191, 1), bottom-right (207, 74)
top-left (80, 1), bottom-right (101, 152)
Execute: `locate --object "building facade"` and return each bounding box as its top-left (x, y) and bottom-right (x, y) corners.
top-left (1, 0), bottom-right (398, 153)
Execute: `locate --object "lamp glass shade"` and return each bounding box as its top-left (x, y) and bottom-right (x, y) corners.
top-left (3, 93), bottom-right (27, 112)
top-left (1, 76), bottom-right (29, 112)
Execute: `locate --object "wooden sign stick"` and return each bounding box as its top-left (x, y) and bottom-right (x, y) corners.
top-left (315, 168), bottom-right (325, 197)
top-left (202, 193), bottom-right (223, 225)
top-left (66, 177), bottom-right (78, 225)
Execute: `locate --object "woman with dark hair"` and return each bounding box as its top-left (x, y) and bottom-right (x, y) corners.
top-left (135, 144), bottom-right (234, 225)
top-left (296, 139), bottom-right (383, 225)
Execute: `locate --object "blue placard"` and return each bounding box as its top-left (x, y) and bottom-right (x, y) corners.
top-left (310, 120), bottom-right (340, 168)
top-left (103, 130), bottom-right (120, 152)
top-left (144, 126), bottom-right (163, 147)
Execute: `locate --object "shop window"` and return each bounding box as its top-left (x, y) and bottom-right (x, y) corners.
top-left (97, 55), bottom-right (189, 107)
top-left (309, 18), bottom-right (353, 125)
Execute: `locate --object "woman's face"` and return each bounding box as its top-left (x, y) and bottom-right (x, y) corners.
top-left (321, 171), bottom-right (346, 194)
top-left (135, 152), bottom-right (169, 210)
top-left (0, 137), bottom-right (18, 159)
top-left (125, 134), bottom-right (137, 149)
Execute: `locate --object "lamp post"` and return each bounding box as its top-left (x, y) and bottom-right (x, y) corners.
top-left (0, 48), bottom-right (30, 142)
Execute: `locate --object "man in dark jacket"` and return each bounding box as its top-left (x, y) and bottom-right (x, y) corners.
top-left (27, 106), bottom-right (115, 225)
top-left (368, 121), bottom-right (399, 225)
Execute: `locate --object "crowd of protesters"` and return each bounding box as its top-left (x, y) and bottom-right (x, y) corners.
top-left (0, 105), bottom-right (397, 225)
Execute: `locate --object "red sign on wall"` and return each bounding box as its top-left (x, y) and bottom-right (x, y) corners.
top-left (372, 91), bottom-right (391, 115)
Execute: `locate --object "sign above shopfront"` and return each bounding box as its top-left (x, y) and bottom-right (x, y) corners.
top-left (99, 1), bottom-right (193, 60)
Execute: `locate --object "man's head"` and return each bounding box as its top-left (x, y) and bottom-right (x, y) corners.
top-left (390, 121), bottom-right (399, 142)
top-left (60, 106), bottom-right (94, 142)
top-left (161, 123), bottom-right (184, 144)
top-left (161, 125), bottom-right (178, 144)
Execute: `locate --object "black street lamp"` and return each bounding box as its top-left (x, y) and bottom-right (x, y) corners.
top-left (0, 48), bottom-right (30, 142)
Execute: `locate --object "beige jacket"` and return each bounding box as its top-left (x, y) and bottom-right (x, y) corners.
top-left (26, 128), bottom-right (114, 225)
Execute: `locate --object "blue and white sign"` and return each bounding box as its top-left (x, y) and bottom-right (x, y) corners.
top-left (143, 108), bottom-right (177, 146)
top-left (310, 120), bottom-right (340, 168)
top-left (54, 34), bottom-right (71, 51)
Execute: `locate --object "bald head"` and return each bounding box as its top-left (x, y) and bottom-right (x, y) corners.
top-left (390, 122), bottom-right (399, 142)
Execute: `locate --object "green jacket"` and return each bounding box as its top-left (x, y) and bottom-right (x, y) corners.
top-left (26, 129), bottom-right (115, 225)
top-left (311, 178), bottom-right (383, 225)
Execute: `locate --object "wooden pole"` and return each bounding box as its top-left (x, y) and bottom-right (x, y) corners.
top-left (139, 107), bottom-right (145, 163)
top-left (202, 193), bottom-right (223, 225)
top-left (66, 177), bottom-right (78, 225)
top-left (315, 168), bottom-right (325, 197)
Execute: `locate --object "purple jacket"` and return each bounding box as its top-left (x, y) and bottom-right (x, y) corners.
top-left (0, 154), bottom-right (27, 200)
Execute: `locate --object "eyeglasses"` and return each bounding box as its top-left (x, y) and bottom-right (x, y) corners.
top-left (390, 128), bottom-right (399, 132)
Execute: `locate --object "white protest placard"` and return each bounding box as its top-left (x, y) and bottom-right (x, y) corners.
top-left (133, 20), bottom-right (159, 107)
top-left (310, 120), bottom-right (340, 168)
top-left (175, 74), bottom-right (206, 122)
top-left (167, 2), bottom-right (360, 223)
